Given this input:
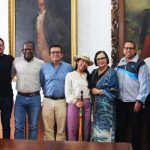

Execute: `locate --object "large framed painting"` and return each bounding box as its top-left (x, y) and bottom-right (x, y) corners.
top-left (119, 0), bottom-right (150, 59)
top-left (9, 0), bottom-right (77, 63)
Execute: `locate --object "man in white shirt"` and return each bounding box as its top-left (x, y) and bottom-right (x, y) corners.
top-left (12, 41), bottom-right (43, 139)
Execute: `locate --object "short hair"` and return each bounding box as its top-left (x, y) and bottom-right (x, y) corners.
top-left (94, 50), bottom-right (109, 66)
top-left (0, 38), bottom-right (4, 45)
top-left (124, 40), bottom-right (136, 49)
top-left (23, 41), bottom-right (35, 49)
top-left (49, 44), bottom-right (63, 53)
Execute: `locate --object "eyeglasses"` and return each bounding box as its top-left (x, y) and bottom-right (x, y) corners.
top-left (23, 48), bottom-right (34, 51)
top-left (50, 51), bottom-right (61, 54)
top-left (124, 47), bottom-right (134, 50)
top-left (96, 57), bottom-right (106, 61)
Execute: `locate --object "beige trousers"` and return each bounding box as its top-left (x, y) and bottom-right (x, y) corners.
top-left (42, 97), bottom-right (66, 141)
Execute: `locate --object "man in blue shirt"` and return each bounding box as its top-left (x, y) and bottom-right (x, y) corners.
top-left (40, 44), bottom-right (73, 141)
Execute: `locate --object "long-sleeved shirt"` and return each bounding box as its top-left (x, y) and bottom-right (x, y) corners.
top-left (12, 57), bottom-right (44, 93)
top-left (65, 71), bottom-right (90, 104)
top-left (116, 54), bottom-right (149, 103)
top-left (144, 57), bottom-right (150, 93)
top-left (40, 61), bottom-right (73, 97)
top-left (0, 54), bottom-right (14, 96)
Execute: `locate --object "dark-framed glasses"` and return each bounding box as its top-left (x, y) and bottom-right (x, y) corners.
top-left (124, 47), bottom-right (134, 50)
top-left (23, 48), bottom-right (34, 51)
top-left (96, 57), bottom-right (106, 61)
top-left (50, 51), bottom-right (61, 54)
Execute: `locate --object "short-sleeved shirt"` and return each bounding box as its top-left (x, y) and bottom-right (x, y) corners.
top-left (12, 57), bottom-right (44, 93)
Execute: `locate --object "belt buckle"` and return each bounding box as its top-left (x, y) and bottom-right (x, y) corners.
top-left (52, 96), bottom-right (60, 100)
top-left (30, 93), bottom-right (34, 96)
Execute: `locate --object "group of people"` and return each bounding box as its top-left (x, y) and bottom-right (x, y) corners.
top-left (0, 37), bottom-right (150, 150)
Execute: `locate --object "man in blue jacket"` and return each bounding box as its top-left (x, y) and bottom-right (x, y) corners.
top-left (116, 41), bottom-right (149, 150)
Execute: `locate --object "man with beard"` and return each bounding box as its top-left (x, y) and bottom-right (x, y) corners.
top-left (12, 41), bottom-right (43, 139)
top-left (0, 37), bottom-right (14, 139)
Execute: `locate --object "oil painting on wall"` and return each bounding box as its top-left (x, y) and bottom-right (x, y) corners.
top-left (125, 0), bottom-right (150, 58)
top-left (9, 0), bottom-right (77, 63)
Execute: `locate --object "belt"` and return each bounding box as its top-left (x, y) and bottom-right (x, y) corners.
top-left (18, 91), bottom-right (40, 97)
top-left (44, 96), bottom-right (65, 100)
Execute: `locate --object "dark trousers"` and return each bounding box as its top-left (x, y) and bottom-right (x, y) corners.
top-left (116, 100), bottom-right (143, 150)
top-left (145, 93), bottom-right (150, 149)
top-left (0, 96), bottom-right (13, 139)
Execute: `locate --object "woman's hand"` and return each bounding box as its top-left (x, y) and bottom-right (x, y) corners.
top-left (92, 88), bottom-right (103, 95)
top-left (74, 101), bottom-right (83, 108)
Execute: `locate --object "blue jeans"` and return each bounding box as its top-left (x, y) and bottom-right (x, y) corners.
top-left (14, 94), bottom-right (41, 140)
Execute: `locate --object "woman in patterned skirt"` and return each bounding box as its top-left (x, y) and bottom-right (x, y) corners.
top-left (91, 51), bottom-right (118, 142)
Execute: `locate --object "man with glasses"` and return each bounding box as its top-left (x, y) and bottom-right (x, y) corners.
top-left (0, 38), bottom-right (14, 139)
top-left (115, 41), bottom-right (149, 150)
top-left (40, 44), bottom-right (72, 141)
top-left (12, 41), bottom-right (43, 139)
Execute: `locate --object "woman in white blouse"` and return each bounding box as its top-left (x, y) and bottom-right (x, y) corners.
top-left (65, 54), bottom-right (93, 141)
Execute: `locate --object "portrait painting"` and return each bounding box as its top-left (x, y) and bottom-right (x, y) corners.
top-left (9, 0), bottom-right (77, 63)
top-left (119, 0), bottom-right (150, 59)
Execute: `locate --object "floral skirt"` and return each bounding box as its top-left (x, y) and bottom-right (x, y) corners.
top-left (91, 96), bottom-right (116, 142)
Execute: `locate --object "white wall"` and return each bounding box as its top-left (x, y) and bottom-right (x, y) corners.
top-left (78, 0), bottom-right (111, 71)
top-left (0, 0), bottom-right (9, 54)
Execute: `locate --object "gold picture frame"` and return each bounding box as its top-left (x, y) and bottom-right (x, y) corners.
top-left (9, 0), bottom-right (78, 64)
top-left (119, 0), bottom-right (150, 59)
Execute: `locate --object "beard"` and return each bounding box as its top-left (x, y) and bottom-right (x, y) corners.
top-left (24, 53), bottom-right (34, 62)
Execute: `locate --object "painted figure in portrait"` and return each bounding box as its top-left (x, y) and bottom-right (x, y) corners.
top-left (124, 0), bottom-right (150, 59)
top-left (16, 0), bottom-right (71, 63)
top-left (139, 9), bottom-right (150, 59)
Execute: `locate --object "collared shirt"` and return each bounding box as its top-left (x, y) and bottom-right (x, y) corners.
top-left (40, 61), bottom-right (73, 97)
top-left (0, 54), bottom-right (14, 96)
top-left (12, 57), bottom-right (44, 93)
top-left (65, 71), bottom-right (90, 104)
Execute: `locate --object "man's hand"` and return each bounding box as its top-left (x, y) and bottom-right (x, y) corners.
top-left (134, 101), bottom-right (142, 113)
